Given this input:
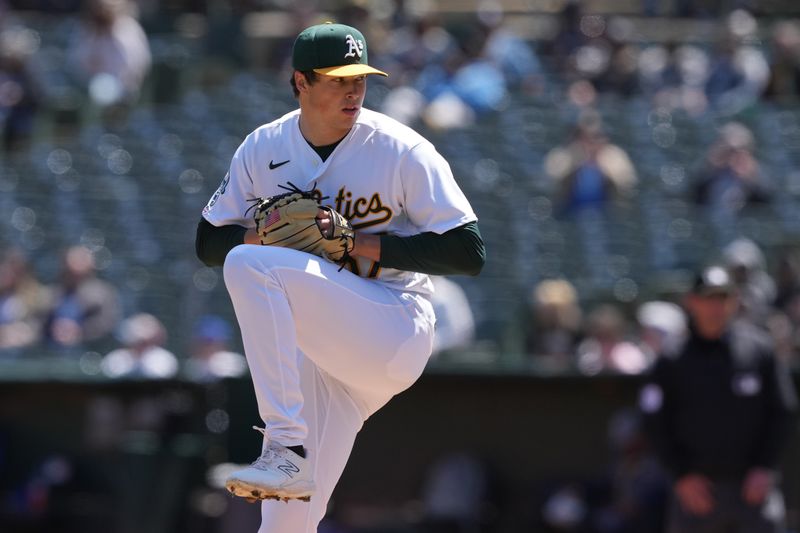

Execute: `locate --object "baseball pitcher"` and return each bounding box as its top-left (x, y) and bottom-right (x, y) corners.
top-left (195, 22), bottom-right (485, 532)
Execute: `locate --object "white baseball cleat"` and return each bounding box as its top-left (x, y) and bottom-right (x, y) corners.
top-left (225, 427), bottom-right (315, 503)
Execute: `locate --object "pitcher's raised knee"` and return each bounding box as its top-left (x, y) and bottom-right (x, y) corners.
top-left (222, 244), bottom-right (256, 282)
top-left (223, 245), bottom-right (312, 288)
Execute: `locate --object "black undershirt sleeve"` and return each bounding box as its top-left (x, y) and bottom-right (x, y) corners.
top-left (195, 218), bottom-right (247, 267)
top-left (195, 217), bottom-right (486, 276)
top-left (379, 221), bottom-right (485, 276)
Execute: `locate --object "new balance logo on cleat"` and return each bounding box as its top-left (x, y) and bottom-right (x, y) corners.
top-left (277, 461), bottom-right (300, 476)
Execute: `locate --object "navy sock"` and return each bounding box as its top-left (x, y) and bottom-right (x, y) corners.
top-left (287, 445), bottom-right (306, 458)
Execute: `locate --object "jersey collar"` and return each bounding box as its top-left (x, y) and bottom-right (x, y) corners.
top-left (292, 113), bottom-right (361, 186)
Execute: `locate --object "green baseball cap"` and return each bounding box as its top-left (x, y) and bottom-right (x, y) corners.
top-left (292, 22), bottom-right (388, 78)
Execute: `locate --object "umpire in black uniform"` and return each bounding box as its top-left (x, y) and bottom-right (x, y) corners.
top-left (640, 265), bottom-right (797, 533)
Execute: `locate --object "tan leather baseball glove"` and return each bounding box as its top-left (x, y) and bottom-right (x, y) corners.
top-left (247, 183), bottom-right (355, 265)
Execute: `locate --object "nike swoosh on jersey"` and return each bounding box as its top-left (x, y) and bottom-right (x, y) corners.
top-left (269, 159), bottom-right (290, 170)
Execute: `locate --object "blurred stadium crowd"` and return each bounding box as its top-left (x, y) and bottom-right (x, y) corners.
top-left (1, 0), bottom-right (800, 371)
top-left (1, 0), bottom-right (800, 531)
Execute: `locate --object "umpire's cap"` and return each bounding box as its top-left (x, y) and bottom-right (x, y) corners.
top-left (691, 265), bottom-right (735, 296)
top-left (292, 23), bottom-right (388, 77)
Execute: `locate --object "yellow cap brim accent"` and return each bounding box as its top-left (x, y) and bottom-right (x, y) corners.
top-left (313, 64), bottom-right (388, 77)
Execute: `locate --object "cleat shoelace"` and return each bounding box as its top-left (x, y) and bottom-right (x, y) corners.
top-left (249, 426), bottom-right (279, 470)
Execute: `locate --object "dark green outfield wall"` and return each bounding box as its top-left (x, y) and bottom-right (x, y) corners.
top-left (0, 367), bottom-right (796, 532)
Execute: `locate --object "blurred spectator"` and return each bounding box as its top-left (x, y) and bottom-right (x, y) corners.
top-left (705, 37), bottom-right (744, 102)
top-left (765, 310), bottom-right (798, 366)
top-left (415, 38), bottom-right (506, 128)
top-left (638, 42), bottom-right (681, 96)
top-left (476, 3), bottom-right (543, 94)
top-left (412, 13), bottom-right (542, 128)
top-left (570, 37), bottom-right (616, 95)
top-left (386, 9), bottom-right (539, 129)
top-left (763, 21), bottom-right (800, 103)
top-left (43, 245), bottom-right (121, 350)
top-left (547, 3), bottom-right (629, 96)
top-left (9, 454), bottom-right (76, 525)
top-left (548, 1), bottom-right (587, 71)
top-left (640, 265), bottom-right (797, 533)
top-left (420, 85), bottom-right (478, 130)
top-left (780, 290), bottom-right (800, 333)
top-left (639, 43), bottom-right (710, 115)
top-left (641, 12), bottom-right (768, 115)
top-left (0, 26), bottom-right (40, 152)
top-left (67, 0), bottom-right (151, 111)
top-left (381, 84), bottom-right (428, 126)
top-left (768, 249), bottom-right (800, 365)
top-left (773, 248), bottom-right (800, 310)
top-left (693, 122), bottom-right (772, 211)
top-left (418, 451), bottom-right (498, 532)
top-left (183, 314), bottom-right (246, 382)
top-left (541, 484), bottom-right (588, 531)
top-left (704, 11), bottom-right (769, 114)
top-left (385, 13), bottom-right (457, 83)
top-left (545, 113), bottom-right (637, 215)
top-left (0, 248), bottom-right (49, 352)
top-left (595, 43), bottom-right (640, 97)
top-left (636, 300), bottom-right (687, 360)
top-left (429, 276), bottom-right (475, 356)
top-left (576, 305), bottom-right (649, 375)
top-left (722, 237), bottom-right (776, 325)
top-left (593, 409), bottom-right (668, 533)
top-left (101, 313), bottom-right (178, 379)
top-left (527, 279), bottom-right (583, 364)
top-left (441, 21), bottom-right (507, 114)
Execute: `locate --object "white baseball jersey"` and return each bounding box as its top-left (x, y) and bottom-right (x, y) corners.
top-left (202, 107), bottom-right (477, 295)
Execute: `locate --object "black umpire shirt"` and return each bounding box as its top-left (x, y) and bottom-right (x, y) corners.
top-left (641, 320), bottom-right (798, 481)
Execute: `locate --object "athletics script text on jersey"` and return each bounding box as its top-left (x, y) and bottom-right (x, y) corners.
top-left (330, 187), bottom-right (392, 230)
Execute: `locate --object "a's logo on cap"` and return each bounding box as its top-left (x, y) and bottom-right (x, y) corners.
top-left (344, 34), bottom-right (364, 59)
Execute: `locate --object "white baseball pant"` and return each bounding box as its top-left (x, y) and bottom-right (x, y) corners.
top-left (223, 245), bottom-right (435, 532)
